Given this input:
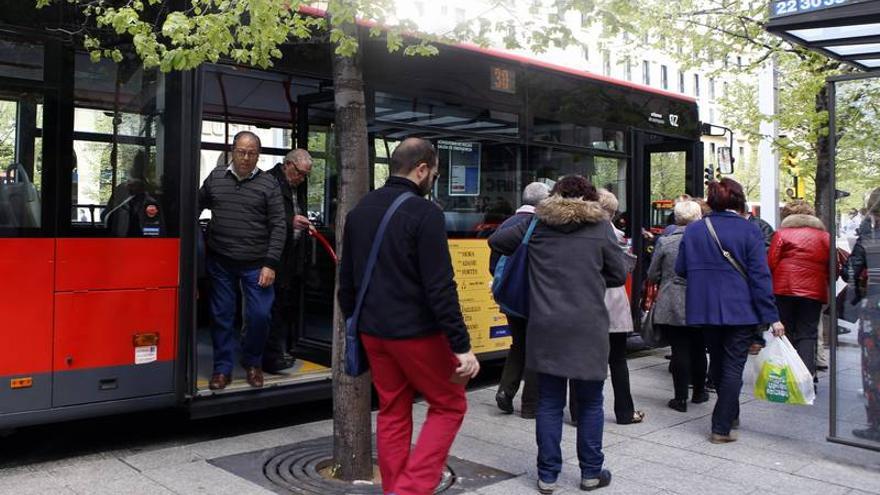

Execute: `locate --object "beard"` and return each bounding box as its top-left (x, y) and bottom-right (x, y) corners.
top-left (418, 175), bottom-right (435, 196)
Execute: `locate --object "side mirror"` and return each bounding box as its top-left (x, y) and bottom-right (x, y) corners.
top-left (717, 147), bottom-right (734, 175)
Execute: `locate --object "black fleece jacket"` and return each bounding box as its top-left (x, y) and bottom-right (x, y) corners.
top-left (198, 168), bottom-right (286, 270)
top-left (338, 177), bottom-right (471, 354)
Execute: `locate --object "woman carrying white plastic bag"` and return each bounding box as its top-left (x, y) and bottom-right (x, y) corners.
top-left (751, 330), bottom-right (816, 406)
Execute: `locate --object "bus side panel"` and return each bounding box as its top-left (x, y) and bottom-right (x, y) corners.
top-left (52, 288), bottom-right (178, 407)
top-left (0, 239), bottom-right (54, 413)
top-left (55, 238), bottom-right (179, 291)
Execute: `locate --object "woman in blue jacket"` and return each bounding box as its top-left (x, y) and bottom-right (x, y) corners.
top-left (675, 178), bottom-right (785, 444)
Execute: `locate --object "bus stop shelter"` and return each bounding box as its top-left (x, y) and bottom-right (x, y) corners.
top-left (767, 0), bottom-right (880, 452)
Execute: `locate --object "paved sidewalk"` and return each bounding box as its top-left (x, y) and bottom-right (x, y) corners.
top-left (2, 350), bottom-right (879, 495)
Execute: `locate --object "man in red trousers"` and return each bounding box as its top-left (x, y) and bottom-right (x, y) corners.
top-left (339, 138), bottom-right (480, 495)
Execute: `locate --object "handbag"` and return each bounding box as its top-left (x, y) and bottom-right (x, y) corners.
top-left (491, 217), bottom-right (539, 318)
top-left (640, 305), bottom-right (666, 347)
top-left (344, 191), bottom-right (415, 377)
top-left (705, 217), bottom-right (748, 280)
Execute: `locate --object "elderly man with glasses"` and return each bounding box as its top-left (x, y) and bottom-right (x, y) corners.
top-left (264, 148), bottom-right (313, 373)
top-left (198, 130), bottom-right (287, 390)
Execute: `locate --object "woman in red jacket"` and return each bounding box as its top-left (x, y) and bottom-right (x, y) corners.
top-left (768, 200), bottom-right (830, 378)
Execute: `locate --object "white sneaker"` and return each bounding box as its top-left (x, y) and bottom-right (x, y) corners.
top-left (537, 478), bottom-right (558, 494)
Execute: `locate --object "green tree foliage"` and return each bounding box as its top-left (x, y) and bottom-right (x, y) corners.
top-left (562, 0), bottom-right (866, 217)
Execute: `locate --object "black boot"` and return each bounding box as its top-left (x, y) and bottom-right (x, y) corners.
top-left (495, 389), bottom-right (514, 414)
top-left (667, 398), bottom-right (687, 413)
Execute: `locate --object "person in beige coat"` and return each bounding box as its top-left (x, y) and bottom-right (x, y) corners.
top-left (572, 189), bottom-right (644, 425)
top-left (599, 189), bottom-right (644, 424)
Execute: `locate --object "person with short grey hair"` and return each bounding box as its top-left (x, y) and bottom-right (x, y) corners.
top-left (647, 200), bottom-right (707, 413)
top-left (674, 199), bottom-right (702, 226)
top-left (263, 148), bottom-right (313, 373)
top-left (522, 181), bottom-right (551, 207)
top-left (491, 181), bottom-right (550, 418)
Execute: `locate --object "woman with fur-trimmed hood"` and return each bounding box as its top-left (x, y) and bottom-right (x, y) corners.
top-left (768, 200), bottom-right (830, 378)
top-left (489, 175), bottom-right (626, 493)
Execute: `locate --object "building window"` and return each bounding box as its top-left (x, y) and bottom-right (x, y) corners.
top-left (737, 56), bottom-right (743, 69)
top-left (625, 59), bottom-right (632, 81)
top-left (580, 11), bottom-right (589, 28)
top-left (582, 45), bottom-right (590, 62)
top-left (643, 33), bottom-right (650, 45)
top-left (709, 78), bottom-right (716, 100)
top-left (694, 74), bottom-right (701, 97)
top-left (711, 142), bottom-right (716, 155)
top-left (678, 70), bottom-right (685, 93)
top-left (723, 82), bottom-right (729, 98)
top-left (660, 65), bottom-right (668, 89)
top-left (642, 60), bottom-right (650, 85)
top-left (724, 57), bottom-right (729, 69)
top-left (709, 108), bottom-right (715, 123)
top-left (603, 50), bottom-right (611, 76)
top-left (739, 146), bottom-right (745, 161)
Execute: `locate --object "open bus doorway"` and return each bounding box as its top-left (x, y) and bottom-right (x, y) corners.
top-left (193, 65), bottom-right (334, 397)
top-left (630, 131), bottom-right (703, 330)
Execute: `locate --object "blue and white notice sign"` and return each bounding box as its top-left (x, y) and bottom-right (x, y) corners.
top-left (440, 140), bottom-right (481, 197)
top-left (771, 0), bottom-right (853, 18)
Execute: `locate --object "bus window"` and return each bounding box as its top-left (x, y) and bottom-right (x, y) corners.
top-left (69, 54), bottom-right (178, 237)
top-left (0, 39), bottom-right (43, 81)
top-left (0, 94), bottom-right (43, 231)
top-left (648, 151), bottom-right (687, 230)
top-left (372, 136), bottom-right (399, 191)
top-left (305, 127), bottom-right (334, 227)
top-left (528, 148), bottom-right (628, 232)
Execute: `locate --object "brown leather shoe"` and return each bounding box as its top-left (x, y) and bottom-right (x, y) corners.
top-left (709, 432), bottom-right (738, 444)
top-left (245, 367), bottom-right (264, 388)
top-left (209, 373), bottom-right (229, 390)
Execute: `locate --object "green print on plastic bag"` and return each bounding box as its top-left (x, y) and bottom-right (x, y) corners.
top-left (754, 362), bottom-right (807, 405)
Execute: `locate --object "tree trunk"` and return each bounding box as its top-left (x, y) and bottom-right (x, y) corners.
top-left (329, 17), bottom-right (374, 482)
top-left (814, 83), bottom-right (833, 230)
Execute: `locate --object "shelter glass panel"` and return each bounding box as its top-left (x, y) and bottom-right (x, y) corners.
top-left (832, 76), bottom-right (880, 450)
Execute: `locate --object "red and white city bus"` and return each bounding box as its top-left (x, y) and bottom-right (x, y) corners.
top-left (0, 2), bottom-right (703, 430)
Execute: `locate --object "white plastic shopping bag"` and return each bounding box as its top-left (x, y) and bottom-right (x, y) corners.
top-left (751, 330), bottom-right (816, 406)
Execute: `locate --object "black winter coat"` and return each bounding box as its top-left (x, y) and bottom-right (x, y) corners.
top-left (268, 164), bottom-right (305, 287)
top-left (489, 195), bottom-right (627, 381)
top-left (338, 177), bottom-right (471, 353)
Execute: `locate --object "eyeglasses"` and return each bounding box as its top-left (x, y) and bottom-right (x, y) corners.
top-left (233, 148), bottom-right (259, 159)
top-left (286, 161), bottom-right (311, 178)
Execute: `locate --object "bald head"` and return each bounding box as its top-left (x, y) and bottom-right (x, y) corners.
top-left (390, 138), bottom-right (437, 176)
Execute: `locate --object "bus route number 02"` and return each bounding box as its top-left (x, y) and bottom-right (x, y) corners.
top-left (773, 0), bottom-right (848, 17)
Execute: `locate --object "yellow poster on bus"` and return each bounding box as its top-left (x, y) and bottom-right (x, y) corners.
top-left (448, 239), bottom-right (512, 355)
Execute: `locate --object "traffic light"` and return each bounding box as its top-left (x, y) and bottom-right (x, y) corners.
top-left (704, 167), bottom-right (714, 185)
top-left (783, 152), bottom-right (800, 177)
top-left (715, 167), bottom-right (722, 180)
top-left (782, 152), bottom-right (804, 199)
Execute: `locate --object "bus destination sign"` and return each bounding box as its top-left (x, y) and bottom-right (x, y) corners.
top-left (771, 0), bottom-right (852, 18)
top-left (490, 66), bottom-right (516, 94)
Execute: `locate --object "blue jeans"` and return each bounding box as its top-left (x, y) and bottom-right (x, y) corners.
top-left (704, 325), bottom-right (753, 435)
top-left (208, 256), bottom-right (275, 375)
top-left (536, 373), bottom-right (605, 482)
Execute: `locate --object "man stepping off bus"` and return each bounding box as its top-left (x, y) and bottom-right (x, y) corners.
top-left (198, 130), bottom-right (287, 390)
top-left (339, 138), bottom-right (480, 495)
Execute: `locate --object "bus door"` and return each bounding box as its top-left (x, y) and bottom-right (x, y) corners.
top-left (0, 40), bottom-right (54, 414)
top-left (294, 91), bottom-right (336, 364)
top-left (630, 131), bottom-right (703, 328)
